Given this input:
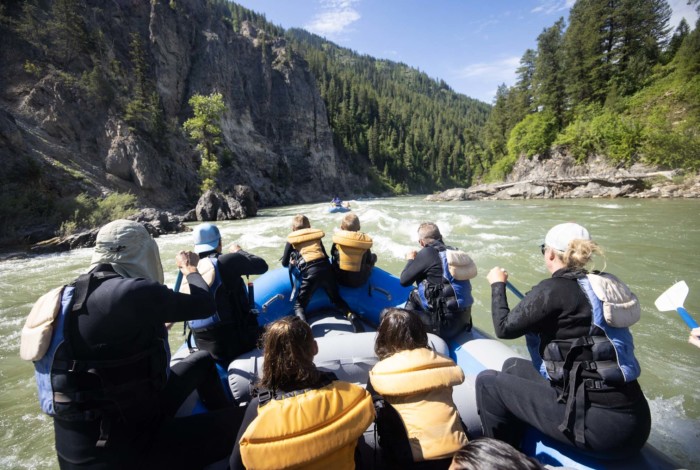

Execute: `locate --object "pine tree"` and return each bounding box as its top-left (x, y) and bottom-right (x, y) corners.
top-left (182, 93), bottom-right (227, 193)
top-left (563, 0), bottom-right (611, 106)
top-left (533, 18), bottom-right (567, 127)
top-left (665, 18), bottom-right (690, 62)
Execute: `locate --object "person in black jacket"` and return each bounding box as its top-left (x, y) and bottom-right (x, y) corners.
top-left (191, 223), bottom-right (268, 363)
top-left (475, 223), bottom-right (650, 457)
top-left (400, 222), bottom-right (473, 338)
top-left (27, 220), bottom-right (244, 469)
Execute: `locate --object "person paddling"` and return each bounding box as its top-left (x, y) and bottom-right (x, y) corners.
top-left (475, 223), bottom-right (651, 456)
top-left (183, 223), bottom-right (268, 364)
top-left (20, 220), bottom-right (244, 469)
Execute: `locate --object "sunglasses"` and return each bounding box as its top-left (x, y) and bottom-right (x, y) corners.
top-left (540, 244), bottom-right (546, 255)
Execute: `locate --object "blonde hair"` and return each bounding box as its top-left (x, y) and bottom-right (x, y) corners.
top-left (560, 239), bottom-right (604, 270)
top-left (340, 213), bottom-right (360, 231)
top-left (291, 214), bottom-right (310, 231)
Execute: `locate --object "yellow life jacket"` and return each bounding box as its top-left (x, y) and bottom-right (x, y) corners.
top-left (287, 228), bottom-right (326, 264)
top-left (369, 348), bottom-right (467, 461)
top-left (332, 230), bottom-right (373, 272)
top-left (240, 381), bottom-right (375, 470)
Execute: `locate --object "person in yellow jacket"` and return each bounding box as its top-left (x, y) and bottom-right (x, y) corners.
top-left (281, 214), bottom-right (351, 322)
top-left (369, 308), bottom-right (468, 469)
top-left (229, 316), bottom-right (375, 470)
top-left (331, 213), bottom-right (378, 287)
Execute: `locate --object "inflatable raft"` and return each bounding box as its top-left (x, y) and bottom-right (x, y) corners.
top-left (327, 204), bottom-right (351, 213)
top-left (173, 267), bottom-right (678, 470)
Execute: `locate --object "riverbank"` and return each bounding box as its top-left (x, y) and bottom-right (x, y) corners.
top-left (427, 154), bottom-right (700, 201)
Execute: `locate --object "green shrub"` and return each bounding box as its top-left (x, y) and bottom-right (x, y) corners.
top-left (642, 124), bottom-right (700, 170)
top-left (555, 118), bottom-right (598, 162)
top-left (23, 60), bottom-right (42, 77)
top-left (589, 112), bottom-right (643, 163)
top-left (507, 111), bottom-right (557, 159)
top-left (484, 154), bottom-right (517, 183)
top-left (59, 192), bottom-right (138, 236)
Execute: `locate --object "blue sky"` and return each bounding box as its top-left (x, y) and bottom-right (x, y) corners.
top-left (235, 0), bottom-right (698, 104)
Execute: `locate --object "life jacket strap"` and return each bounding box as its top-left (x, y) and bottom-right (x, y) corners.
top-left (96, 415), bottom-right (112, 448)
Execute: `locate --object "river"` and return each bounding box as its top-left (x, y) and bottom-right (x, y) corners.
top-left (1, 197), bottom-right (699, 468)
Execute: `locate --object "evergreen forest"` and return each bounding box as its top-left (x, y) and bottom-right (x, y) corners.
top-left (228, 0), bottom-right (699, 188)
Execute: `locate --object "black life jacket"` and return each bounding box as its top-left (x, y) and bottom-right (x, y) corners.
top-left (417, 244), bottom-right (474, 333)
top-left (34, 270), bottom-right (169, 447)
top-left (187, 256), bottom-right (260, 362)
top-left (541, 275), bottom-right (641, 446)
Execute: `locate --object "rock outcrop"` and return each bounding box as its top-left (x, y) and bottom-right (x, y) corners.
top-left (195, 188), bottom-right (257, 221)
top-left (427, 153), bottom-right (700, 201)
top-left (29, 209), bottom-right (187, 254)
top-left (0, 0), bottom-right (365, 246)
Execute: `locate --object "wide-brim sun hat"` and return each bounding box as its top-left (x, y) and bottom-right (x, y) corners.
top-left (90, 219), bottom-right (164, 283)
top-left (544, 222), bottom-right (591, 252)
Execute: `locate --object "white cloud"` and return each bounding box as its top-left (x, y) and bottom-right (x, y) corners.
top-left (531, 0), bottom-right (575, 15)
top-left (304, 0), bottom-right (361, 37)
top-left (668, 0), bottom-right (699, 29)
top-left (451, 56), bottom-right (521, 103)
top-left (455, 56), bottom-right (521, 82)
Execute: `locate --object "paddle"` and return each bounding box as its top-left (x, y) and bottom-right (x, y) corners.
top-left (504, 280), bottom-right (543, 372)
top-left (173, 271), bottom-right (183, 293)
top-left (506, 281), bottom-right (525, 300)
top-left (654, 281), bottom-right (699, 329)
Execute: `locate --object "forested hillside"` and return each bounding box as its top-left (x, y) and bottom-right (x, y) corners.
top-left (481, 0), bottom-right (700, 181)
top-left (286, 29), bottom-right (491, 193)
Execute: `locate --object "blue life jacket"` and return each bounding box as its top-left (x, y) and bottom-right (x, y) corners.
top-left (34, 271), bottom-right (170, 429)
top-left (188, 257), bottom-right (224, 331)
top-left (186, 256), bottom-right (260, 362)
top-left (540, 275), bottom-right (641, 446)
top-left (541, 276), bottom-right (641, 385)
top-left (417, 245), bottom-right (474, 312)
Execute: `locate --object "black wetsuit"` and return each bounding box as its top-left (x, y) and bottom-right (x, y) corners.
top-left (399, 240), bottom-right (471, 338)
top-left (281, 242), bottom-right (350, 318)
top-left (54, 264), bottom-right (245, 469)
top-left (475, 268), bottom-right (651, 455)
top-left (194, 250), bottom-right (268, 363)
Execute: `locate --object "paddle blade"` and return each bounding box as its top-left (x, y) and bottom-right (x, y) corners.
top-left (654, 281), bottom-right (688, 312)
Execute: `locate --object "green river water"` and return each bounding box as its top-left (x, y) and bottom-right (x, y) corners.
top-left (1, 197), bottom-right (698, 468)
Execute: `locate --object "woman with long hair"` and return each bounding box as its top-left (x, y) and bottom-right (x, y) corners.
top-left (369, 308), bottom-right (467, 469)
top-left (229, 316), bottom-right (374, 470)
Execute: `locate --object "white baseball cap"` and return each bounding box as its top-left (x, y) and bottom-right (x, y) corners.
top-left (544, 223), bottom-right (590, 252)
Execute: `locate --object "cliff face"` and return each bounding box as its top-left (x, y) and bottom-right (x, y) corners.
top-left (0, 0), bottom-right (364, 243)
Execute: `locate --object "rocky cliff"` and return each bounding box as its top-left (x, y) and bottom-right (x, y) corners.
top-left (0, 0), bottom-right (366, 245)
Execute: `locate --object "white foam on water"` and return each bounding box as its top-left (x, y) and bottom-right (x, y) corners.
top-left (371, 235), bottom-right (415, 261)
top-left (491, 220), bottom-right (521, 225)
top-left (453, 215), bottom-right (479, 227)
top-left (476, 233), bottom-right (519, 241)
top-left (647, 395), bottom-right (700, 469)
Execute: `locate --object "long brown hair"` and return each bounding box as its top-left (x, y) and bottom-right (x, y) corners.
top-left (374, 308), bottom-right (429, 360)
top-left (259, 316), bottom-right (322, 392)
